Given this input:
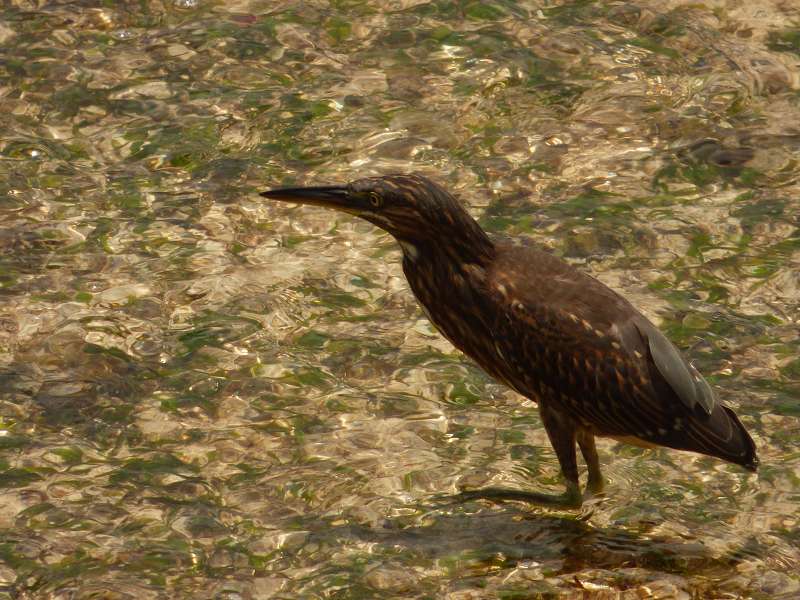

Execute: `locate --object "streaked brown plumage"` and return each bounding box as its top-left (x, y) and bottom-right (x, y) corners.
top-left (260, 173), bottom-right (758, 507)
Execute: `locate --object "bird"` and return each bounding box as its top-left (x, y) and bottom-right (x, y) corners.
top-left (260, 173), bottom-right (758, 507)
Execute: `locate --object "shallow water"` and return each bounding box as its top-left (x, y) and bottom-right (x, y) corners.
top-left (1, 0), bottom-right (799, 598)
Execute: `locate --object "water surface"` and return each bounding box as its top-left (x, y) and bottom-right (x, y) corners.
top-left (1, 0), bottom-right (799, 598)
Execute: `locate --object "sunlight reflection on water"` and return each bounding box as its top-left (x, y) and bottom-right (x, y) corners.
top-left (0, 0), bottom-right (799, 598)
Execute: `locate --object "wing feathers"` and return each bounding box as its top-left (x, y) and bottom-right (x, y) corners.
top-left (635, 321), bottom-right (714, 415)
top-left (479, 241), bottom-right (757, 469)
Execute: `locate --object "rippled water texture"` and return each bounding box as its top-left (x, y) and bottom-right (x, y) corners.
top-left (1, 0), bottom-right (799, 598)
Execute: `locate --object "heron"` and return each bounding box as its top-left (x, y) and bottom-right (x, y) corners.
top-left (260, 173), bottom-right (758, 507)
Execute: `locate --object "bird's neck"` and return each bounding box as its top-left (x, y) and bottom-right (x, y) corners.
top-left (398, 214), bottom-right (496, 268)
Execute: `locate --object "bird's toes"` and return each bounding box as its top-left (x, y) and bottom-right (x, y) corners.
top-left (420, 492), bottom-right (466, 510)
top-left (451, 486), bottom-right (584, 509)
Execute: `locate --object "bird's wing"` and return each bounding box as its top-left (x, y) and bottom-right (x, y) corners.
top-left (483, 242), bottom-right (756, 468)
top-left (486, 244), bottom-right (715, 433)
top-left (629, 318), bottom-right (714, 415)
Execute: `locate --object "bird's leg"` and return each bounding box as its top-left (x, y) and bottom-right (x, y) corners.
top-left (539, 404), bottom-right (582, 507)
top-left (576, 430), bottom-right (604, 496)
top-left (454, 404), bottom-right (582, 508)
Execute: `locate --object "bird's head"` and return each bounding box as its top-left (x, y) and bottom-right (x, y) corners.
top-left (260, 173), bottom-right (493, 262)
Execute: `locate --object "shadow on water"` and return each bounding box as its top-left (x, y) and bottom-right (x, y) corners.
top-left (306, 502), bottom-right (745, 576)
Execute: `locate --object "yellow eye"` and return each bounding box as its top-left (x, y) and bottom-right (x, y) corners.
top-left (368, 192), bottom-right (382, 208)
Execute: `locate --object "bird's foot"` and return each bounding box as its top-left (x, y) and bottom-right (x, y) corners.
top-left (586, 475), bottom-right (605, 498)
top-left (452, 486), bottom-right (583, 509)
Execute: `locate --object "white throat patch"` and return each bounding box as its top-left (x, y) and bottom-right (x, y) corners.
top-left (399, 241), bottom-right (419, 261)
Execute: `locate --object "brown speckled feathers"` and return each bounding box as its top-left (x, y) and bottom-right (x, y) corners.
top-left (403, 235), bottom-right (756, 471)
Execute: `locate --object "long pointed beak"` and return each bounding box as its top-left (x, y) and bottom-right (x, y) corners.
top-left (259, 185), bottom-right (357, 212)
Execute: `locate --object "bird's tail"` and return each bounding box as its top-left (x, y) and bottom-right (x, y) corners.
top-left (681, 404), bottom-right (758, 471)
